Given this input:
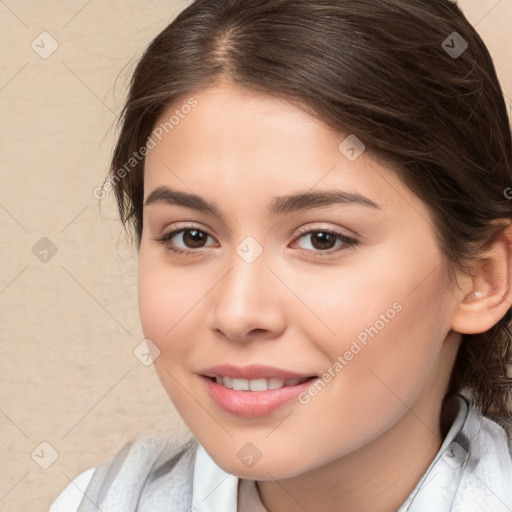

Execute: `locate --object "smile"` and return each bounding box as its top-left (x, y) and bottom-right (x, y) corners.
top-left (201, 375), bottom-right (318, 417)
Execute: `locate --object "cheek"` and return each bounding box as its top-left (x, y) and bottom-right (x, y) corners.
top-left (293, 244), bottom-right (447, 401)
top-left (137, 253), bottom-right (201, 360)
top-left (287, 244), bottom-right (437, 349)
top-left (286, 281), bottom-right (448, 463)
top-left (137, 255), bottom-right (205, 411)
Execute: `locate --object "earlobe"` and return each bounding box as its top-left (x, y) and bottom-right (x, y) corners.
top-left (450, 223), bottom-right (512, 335)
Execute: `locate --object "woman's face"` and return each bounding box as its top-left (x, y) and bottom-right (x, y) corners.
top-left (138, 81), bottom-right (463, 479)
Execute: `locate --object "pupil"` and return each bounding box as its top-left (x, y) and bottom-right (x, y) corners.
top-left (185, 230), bottom-right (206, 248)
top-left (312, 232), bottom-right (335, 250)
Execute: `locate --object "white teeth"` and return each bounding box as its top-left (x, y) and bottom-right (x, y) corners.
top-left (232, 378), bottom-right (249, 391)
top-left (214, 376), bottom-right (309, 391)
top-left (268, 378), bottom-right (285, 389)
top-left (249, 378), bottom-right (268, 391)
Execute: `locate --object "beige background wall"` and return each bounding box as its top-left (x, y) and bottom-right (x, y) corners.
top-left (0, 1), bottom-right (510, 510)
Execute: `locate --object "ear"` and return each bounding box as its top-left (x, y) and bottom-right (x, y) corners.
top-left (451, 221), bottom-right (512, 335)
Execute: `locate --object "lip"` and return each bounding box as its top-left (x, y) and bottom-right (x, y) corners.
top-left (199, 365), bottom-right (318, 417)
top-left (200, 363), bottom-right (316, 380)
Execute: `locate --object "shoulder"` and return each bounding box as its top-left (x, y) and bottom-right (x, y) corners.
top-left (48, 431), bottom-right (198, 512)
top-left (483, 412), bottom-right (512, 457)
top-left (456, 406), bottom-right (512, 508)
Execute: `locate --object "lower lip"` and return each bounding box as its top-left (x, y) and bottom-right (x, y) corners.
top-left (201, 376), bottom-right (317, 417)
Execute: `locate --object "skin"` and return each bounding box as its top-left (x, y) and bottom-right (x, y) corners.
top-left (137, 81), bottom-right (512, 512)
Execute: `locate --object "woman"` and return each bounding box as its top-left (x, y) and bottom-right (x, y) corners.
top-left (50, 0), bottom-right (512, 510)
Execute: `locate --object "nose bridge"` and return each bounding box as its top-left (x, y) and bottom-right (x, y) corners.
top-left (210, 239), bottom-right (285, 339)
top-left (220, 244), bottom-right (271, 314)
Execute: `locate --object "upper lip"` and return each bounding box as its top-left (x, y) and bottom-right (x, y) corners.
top-left (200, 364), bottom-right (317, 380)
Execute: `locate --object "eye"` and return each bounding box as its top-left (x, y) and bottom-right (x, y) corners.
top-left (153, 226), bottom-right (217, 256)
top-left (292, 227), bottom-right (358, 257)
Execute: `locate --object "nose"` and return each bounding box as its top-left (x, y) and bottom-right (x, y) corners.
top-left (208, 250), bottom-right (287, 342)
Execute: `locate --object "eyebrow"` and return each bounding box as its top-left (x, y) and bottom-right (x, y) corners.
top-left (144, 185), bottom-right (380, 219)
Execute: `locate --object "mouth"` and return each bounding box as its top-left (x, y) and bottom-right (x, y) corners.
top-left (200, 374), bottom-right (318, 417)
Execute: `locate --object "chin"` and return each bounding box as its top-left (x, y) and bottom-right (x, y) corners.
top-left (208, 447), bottom-right (311, 480)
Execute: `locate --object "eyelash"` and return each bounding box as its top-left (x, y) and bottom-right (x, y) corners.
top-left (153, 225), bottom-right (358, 258)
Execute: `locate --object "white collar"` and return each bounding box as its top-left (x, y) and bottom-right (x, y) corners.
top-left (191, 444), bottom-right (239, 511)
top-left (191, 444), bottom-right (267, 511)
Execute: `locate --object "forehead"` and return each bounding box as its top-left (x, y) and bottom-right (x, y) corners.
top-left (147, 83), bottom-right (335, 166)
top-left (143, 83), bottom-right (430, 223)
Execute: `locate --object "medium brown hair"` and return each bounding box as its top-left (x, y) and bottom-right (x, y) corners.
top-left (105, 0), bottom-right (512, 427)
